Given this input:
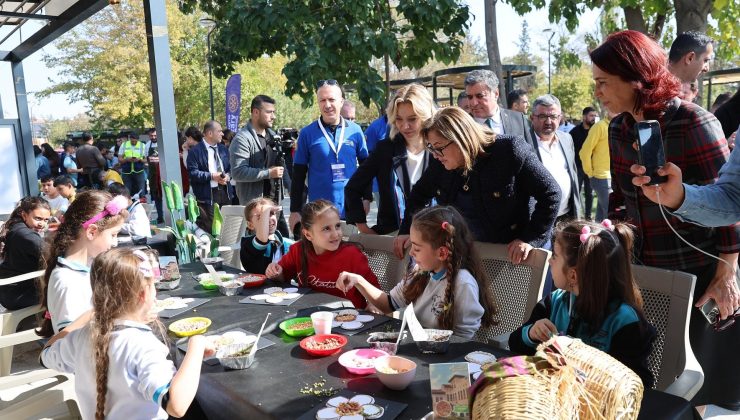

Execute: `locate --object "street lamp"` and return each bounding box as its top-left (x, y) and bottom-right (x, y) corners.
top-left (199, 18), bottom-right (217, 121)
top-left (543, 29), bottom-right (555, 94)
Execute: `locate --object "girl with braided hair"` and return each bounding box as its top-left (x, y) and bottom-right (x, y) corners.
top-left (509, 219), bottom-right (655, 387)
top-left (41, 248), bottom-right (214, 419)
top-left (337, 206), bottom-right (496, 339)
top-left (36, 190), bottom-right (128, 337)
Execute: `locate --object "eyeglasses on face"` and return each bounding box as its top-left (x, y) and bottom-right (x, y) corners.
top-left (533, 114), bottom-right (561, 122)
top-left (426, 141), bottom-right (454, 157)
top-left (316, 79), bottom-right (338, 89)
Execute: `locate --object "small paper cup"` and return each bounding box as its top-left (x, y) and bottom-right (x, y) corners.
top-left (311, 311), bottom-right (334, 335)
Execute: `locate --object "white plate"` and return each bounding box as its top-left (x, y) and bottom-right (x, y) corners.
top-left (284, 292), bottom-right (301, 299)
top-left (340, 321), bottom-right (364, 330)
top-left (473, 370), bottom-right (482, 380)
top-left (362, 404), bottom-right (384, 419)
top-left (355, 314), bottom-right (374, 323)
top-left (315, 407), bottom-right (340, 420)
top-left (468, 362), bottom-right (482, 375)
top-left (326, 396), bottom-right (348, 407)
top-left (283, 287), bottom-right (298, 293)
top-left (349, 395), bottom-right (374, 406)
top-left (265, 296), bottom-right (284, 304)
top-left (331, 320), bottom-right (343, 328)
top-left (250, 294), bottom-right (269, 301)
top-left (264, 286), bottom-right (283, 294)
top-left (465, 351), bottom-right (497, 365)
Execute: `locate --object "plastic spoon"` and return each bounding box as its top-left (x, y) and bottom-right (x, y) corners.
top-left (395, 312), bottom-right (407, 350)
top-left (250, 312), bottom-right (271, 357)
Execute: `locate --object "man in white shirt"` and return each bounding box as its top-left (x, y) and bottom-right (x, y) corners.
top-left (463, 69), bottom-right (533, 145)
top-left (528, 94), bottom-right (582, 221)
top-left (40, 175), bottom-right (69, 217)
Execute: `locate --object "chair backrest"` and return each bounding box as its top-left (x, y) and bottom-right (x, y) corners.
top-left (631, 264), bottom-right (697, 391)
top-left (218, 205), bottom-right (247, 269)
top-left (349, 233), bottom-right (408, 294)
top-left (340, 221), bottom-right (359, 240)
top-left (473, 243), bottom-right (550, 342)
top-left (140, 203), bottom-right (155, 221)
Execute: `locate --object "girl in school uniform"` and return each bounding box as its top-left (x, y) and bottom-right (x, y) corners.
top-left (37, 190), bottom-right (128, 337)
top-left (42, 248), bottom-right (214, 419)
top-left (265, 199), bottom-right (380, 309)
top-left (240, 197), bottom-right (295, 274)
top-left (336, 206), bottom-right (497, 339)
top-left (509, 219), bottom-right (656, 387)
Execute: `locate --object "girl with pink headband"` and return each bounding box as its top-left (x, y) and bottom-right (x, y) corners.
top-left (38, 190), bottom-right (129, 337)
top-left (510, 219), bottom-right (656, 387)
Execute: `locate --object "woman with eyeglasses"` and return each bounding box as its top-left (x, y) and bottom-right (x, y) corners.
top-left (591, 30), bottom-right (739, 410)
top-left (345, 84), bottom-right (435, 235)
top-left (393, 106), bottom-right (560, 264)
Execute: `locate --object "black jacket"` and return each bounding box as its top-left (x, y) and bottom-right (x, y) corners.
top-left (345, 134), bottom-right (430, 235)
top-left (398, 135), bottom-right (560, 247)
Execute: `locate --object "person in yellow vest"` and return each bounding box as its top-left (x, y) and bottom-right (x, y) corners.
top-left (117, 133), bottom-right (147, 197)
top-left (579, 110), bottom-right (617, 221)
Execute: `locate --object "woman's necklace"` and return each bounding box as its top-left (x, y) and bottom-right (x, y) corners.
top-left (462, 171), bottom-right (471, 192)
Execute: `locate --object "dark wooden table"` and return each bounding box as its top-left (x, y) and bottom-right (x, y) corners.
top-left (164, 263), bottom-right (699, 420)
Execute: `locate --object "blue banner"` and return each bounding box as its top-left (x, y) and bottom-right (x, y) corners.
top-left (225, 74), bottom-right (242, 132)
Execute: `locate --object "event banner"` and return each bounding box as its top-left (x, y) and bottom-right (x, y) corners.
top-left (225, 74), bottom-right (242, 131)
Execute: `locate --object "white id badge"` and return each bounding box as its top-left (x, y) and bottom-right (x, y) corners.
top-left (331, 163), bottom-right (347, 182)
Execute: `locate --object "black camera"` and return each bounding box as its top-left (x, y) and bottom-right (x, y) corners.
top-left (271, 128), bottom-right (298, 151)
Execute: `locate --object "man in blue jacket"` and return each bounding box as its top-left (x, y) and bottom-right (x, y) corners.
top-left (289, 80), bottom-right (369, 231)
top-left (187, 120), bottom-right (233, 231)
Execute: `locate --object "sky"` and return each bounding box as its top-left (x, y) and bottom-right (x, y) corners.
top-left (1, 1), bottom-right (601, 121)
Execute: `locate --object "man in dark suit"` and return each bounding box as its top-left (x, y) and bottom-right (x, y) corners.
top-left (186, 120), bottom-right (233, 231)
top-left (464, 69), bottom-right (533, 144)
top-left (527, 94), bottom-right (582, 221)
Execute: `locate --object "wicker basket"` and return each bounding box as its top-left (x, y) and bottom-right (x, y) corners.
top-left (471, 355), bottom-right (583, 420)
top-left (538, 336), bottom-right (644, 420)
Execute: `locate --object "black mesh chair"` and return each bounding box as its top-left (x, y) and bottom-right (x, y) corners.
top-left (632, 264), bottom-right (703, 398)
top-left (472, 243), bottom-right (550, 347)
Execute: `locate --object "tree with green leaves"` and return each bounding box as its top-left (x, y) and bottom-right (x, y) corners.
top-left (507, 0), bottom-right (739, 62)
top-left (513, 21), bottom-right (534, 66)
top-left (178, 0), bottom-right (470, 108)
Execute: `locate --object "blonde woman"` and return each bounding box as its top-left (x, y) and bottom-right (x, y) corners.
top-left (394, 106), bottom-right (560, 264)
top-left (345, 84), bottom-right (436, 235)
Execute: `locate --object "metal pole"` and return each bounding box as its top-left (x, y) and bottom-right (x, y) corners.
top-left (207, 29), bottom-right (214, 121)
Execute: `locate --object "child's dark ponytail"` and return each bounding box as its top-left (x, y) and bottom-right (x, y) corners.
top-left (555, 219), bottom-right (643, 332)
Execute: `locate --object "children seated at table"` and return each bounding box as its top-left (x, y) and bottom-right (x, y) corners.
top-left (37, 190), bottom-right (128, 337)
top-left (108, 182), bottom-right (152, 240)
top-left (266, 199), bottom-right (379, 309)
top-left (41, 248), bottom-right (214, 419)
top-left (0, 197), bottom-right (51, 310)
top-left (336, 206), bottom-right (497, 339)
top-left (240, 197), bottom-right (295, 274)
top-left (509, 219), bottom-right (656, 386)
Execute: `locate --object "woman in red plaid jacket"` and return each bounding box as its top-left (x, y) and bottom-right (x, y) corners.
top-left (590, 30), bottom-right (739, 410)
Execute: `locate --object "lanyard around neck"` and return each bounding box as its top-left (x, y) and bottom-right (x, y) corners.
top-left (318, 119), bottom-right (346, 161)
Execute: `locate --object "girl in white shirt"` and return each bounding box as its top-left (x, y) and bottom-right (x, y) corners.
top-left (42, 248), bottom-right (214, 419)
top-left (337, 205), bottom-right (497, 338)
top-left (37, 190), bottom-right (128, 337)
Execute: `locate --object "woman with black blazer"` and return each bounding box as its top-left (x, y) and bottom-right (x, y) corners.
top-left (393, 107), bottom-right (561, 264)
top-left (345, 84), bottom-right (435, 235)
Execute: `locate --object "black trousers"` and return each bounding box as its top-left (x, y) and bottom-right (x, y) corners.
top-left (196, 186), bottom-right (231, 232)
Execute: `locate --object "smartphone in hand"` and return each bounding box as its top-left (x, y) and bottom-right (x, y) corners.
top-left (635, 120), bottom-right (668, 185)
